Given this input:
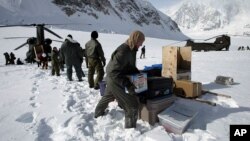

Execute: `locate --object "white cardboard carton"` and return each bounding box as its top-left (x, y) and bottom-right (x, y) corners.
top-left (158, 103), bottom-right (198, 134)
top-left (127, 73), bottom-right (148, 93)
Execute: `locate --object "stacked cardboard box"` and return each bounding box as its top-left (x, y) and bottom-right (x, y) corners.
top-left (162, 46), bottom-right (192, 80)
top-left (127, 73), bottom-right (148, 93)
top-left (138, 95), bottom-right (176, 125)
top-left (174, 80), bottom-right (202, 98)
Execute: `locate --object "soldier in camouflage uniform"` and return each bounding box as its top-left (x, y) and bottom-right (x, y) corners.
top-left (51, 47), bottom-right (60, 76)
top-left (3, 52), bottom-right (10, 65)
top-left (85, 31), bottom-right (106, 89)
top-left (94, 30), bottom-right (145, 128)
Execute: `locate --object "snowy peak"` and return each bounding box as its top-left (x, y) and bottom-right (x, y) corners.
top-left (170, 1), bottom-right (228, 30)
top-left (167, 0), bottom-right (250, 33)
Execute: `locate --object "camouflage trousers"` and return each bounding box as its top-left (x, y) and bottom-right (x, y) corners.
top-left (95, 77), bottom-right (139, 128)
top-left (51, 62), bottom-right (60, 76)
top-left (87, 58), bottom-right (104, 88)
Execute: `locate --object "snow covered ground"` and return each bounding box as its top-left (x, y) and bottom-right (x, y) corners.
top-left (0, 27), bottom-right (250, 141)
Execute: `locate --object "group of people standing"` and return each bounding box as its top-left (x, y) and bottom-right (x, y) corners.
top-left (60, 30), bottom-right (146, 128)
top-left (60, 31), bottom-right (106, 88)
top-left (3, 30), bottom-right (146, 129)
top-left (3, 52), bottom-right (23, 65)
top-left (238, 46), bottom-right (250, 51)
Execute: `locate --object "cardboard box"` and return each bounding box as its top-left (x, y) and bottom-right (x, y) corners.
top-left (158, 103), bottom-right (199, 134)
top-left (174, 80), bottom-right (202, 98)
top-left (127, 73), bottom-right (147, 93)
top-left (215, 75), bottom-right (234, 85)
top-left (162, 46), bottom-right (192, 80)
top-left (139, 95), bottom-right (175, 125)
top-left (34, 45), bottom-right (44, 61)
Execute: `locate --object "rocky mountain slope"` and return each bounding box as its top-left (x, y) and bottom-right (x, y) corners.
top-left (0, 0), bottom-right (188, 40)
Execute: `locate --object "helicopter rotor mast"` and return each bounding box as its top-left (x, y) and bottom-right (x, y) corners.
top-left (36, 24), bottom-right (45, 46)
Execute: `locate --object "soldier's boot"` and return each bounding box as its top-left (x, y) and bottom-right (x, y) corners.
top-left (94, 109), bottom-right (109, 118)
top-left (125, 109), bottom-right (138, 128)
top-left (125, 116), bottom-right (137, 128)
top-left (94, 84), bottom-right (100, 90)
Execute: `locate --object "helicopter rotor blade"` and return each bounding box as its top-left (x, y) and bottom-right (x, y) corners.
top-left (4, 37), bottom-right (30, 39)
top-left (47, 23), bottom-right (92, 26)
top-left (0, 24), bottom-right (35, 28)
top-left (14, 42), bottom-right (28, 50)
top-left (52, 39), bottom-right (63, 43)
top-left (204, 35), bottom-right (224, 41)
top-left (1, 22), bottom-right (93, 28)
top-left (44, 27), bottom-right (62, 39)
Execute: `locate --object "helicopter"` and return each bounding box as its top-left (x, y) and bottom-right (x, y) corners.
top-left (0, 23), bottom-right (63, 63)
top-left (185, 34), bottom-right (231, 51)
top-left (167, 34), bottom-right (231, 51)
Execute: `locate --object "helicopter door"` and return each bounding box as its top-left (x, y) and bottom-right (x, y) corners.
top-left (33, 45), bottom-right (44, 62)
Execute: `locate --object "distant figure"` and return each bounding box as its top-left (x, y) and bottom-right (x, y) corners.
top-left (9, 52), bottom-right (16, 64)
top-left (242, 46), bottom-right (245, 51)
top-left (51, 47), bottom-right (60, 76)
top-left (247, 46), bottom-right (250, 50)
top-left (44, 38), bottom-right (52, 61)
top-left (16, 58), bottom-right (24, 65)
top-left (60, 34), bottom-right (84, 81)
top-left (40, 38), bottom-right (52, 69)
top-left (3, 52), bottom-right (10, 65)
top-left (85, 31), bottom-right (106, 89)
top-left (140, 45), bottom-right (145, 59)
top-left (238, 46), bottom-right (242, 51)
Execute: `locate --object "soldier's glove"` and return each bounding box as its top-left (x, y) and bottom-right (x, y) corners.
top-left (127, 83), bottom-right (137, 95)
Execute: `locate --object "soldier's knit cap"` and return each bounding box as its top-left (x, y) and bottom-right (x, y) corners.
top-left (91, 31), bottom-right (98, 39)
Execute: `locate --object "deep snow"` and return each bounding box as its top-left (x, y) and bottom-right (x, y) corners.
top-left (0, 27), bottom-right (250, 141)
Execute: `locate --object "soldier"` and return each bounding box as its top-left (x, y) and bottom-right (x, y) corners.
top-left (3, 52), bottom-right (10, 65)
top-left (9, 52), bottom-right (16, 64)
top-left (238, 46), bottom-right (242, 51)
top-left (16, 58), bottom-right (24, 65)
top-left (40, 38), bottom-right (52, 69)
top-left (85, 31), bottom-right (106, 89)
top-left (242, 46), bottom-right (245, 51)
top-left (247, 46), bottom-right (250, 50)
top-left (60, 34), bottom-right (84, 81)
top-left (140, 45), bottom-right (145, 59)
top-left (94, 30), bottom-right (145, 128)
top-left (51, 47), bottom-right (60, 76)
top-left (44, 38), bottom-right (52, 61)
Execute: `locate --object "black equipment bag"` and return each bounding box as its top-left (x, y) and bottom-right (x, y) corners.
top-left (147, 77), bottom-right (173, 99)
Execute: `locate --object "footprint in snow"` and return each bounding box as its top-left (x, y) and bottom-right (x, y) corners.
top-left (30, 102), bottom-right (40, 108)
top-left (35, 118), bottom-right (53, 141)
top-left (30, 96), bottom-right (37, 101)
top-left (15, 112), bottom-right (35, 123)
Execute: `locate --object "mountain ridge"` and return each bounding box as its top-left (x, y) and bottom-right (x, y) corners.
top-left (0, 0), bottom-right (188, 40)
